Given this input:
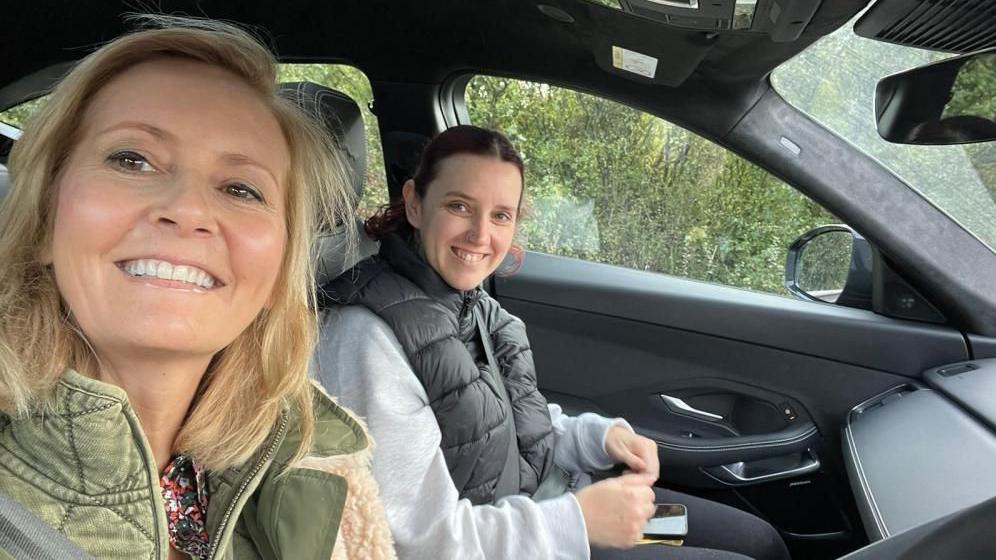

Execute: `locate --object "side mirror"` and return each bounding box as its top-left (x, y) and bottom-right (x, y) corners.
top-left (785, 226), bottom-right (947, 323)
top-left (785, 225), bottom-right (872, 310)
top-left (875, 48), bottom-right (996, 145)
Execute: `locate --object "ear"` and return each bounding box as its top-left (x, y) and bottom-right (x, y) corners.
top-left (402, 179), bottom-right (422, 230)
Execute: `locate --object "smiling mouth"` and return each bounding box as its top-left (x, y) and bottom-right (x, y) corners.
top-left (451, 247), bottom-right (488, 264)
top-left (117, 258), bottom-right (221, 289)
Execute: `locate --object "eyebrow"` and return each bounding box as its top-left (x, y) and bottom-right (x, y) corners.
top-left (221, 153), bottom-right (281, 188)
top-left (444, 191), bottom-right (518, 213)
top-left (95, 122), bottom-right (281, 187)
top-left (96, 121), bottom-right (176, 142)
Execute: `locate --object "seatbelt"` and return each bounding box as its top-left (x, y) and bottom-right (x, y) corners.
top-left (0, 493), bottom-right (94, 560)
top-left (475, 310), bottom-right (522, 501)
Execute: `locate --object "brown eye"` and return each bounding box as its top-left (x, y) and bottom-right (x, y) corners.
top-left (108, 151), bottom-right (154, 173)
top-left (223, 183), bottom-right (265, 203)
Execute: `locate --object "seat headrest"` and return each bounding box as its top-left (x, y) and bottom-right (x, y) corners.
top-left (278, 82), bottom-right (367, 200)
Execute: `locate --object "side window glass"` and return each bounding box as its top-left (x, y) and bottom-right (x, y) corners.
top-left (465, 76), bottom-right (837, 296)
top-left (0, 97), bottom-right (48, 130)
top-left (278, 64), bottom-right (387, 217)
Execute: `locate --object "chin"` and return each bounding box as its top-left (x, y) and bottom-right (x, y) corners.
top-left (443, 273), bottom-right (481, 292)
top-left (127, 335), bottom-right (220, 356)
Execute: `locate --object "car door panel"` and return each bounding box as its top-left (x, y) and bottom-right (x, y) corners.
top-left (496, 252), bottom-right (968, 377)
top-left (493, 251), bottom-right (970, 550)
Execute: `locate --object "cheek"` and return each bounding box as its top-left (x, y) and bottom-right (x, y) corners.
top-left (228, 216), bottom-right (287, 293)
top-left (428, 214), bottom-right (464, 245)
top-left (50, 175), bottom-right (137, 264)
top-left (494, 227), bottom-right (516, 254)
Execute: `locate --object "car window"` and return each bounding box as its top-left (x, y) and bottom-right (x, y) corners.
top-left (0, 97), bottom-right (46, 129)
top-left (277, 64), bottom-right (387, 217)
top-left (465, 76), bottom-right (837, 296)
top-left (772, 15), bottom-right (996, 253)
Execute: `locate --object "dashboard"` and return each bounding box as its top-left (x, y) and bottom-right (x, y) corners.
top-left (842, 359), bottom-right (996, 556)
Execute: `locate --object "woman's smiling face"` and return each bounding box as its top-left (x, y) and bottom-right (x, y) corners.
top-left (47, 57), bottom-right (290, 362)
top-left (404, 153), bottom-right (523, 291)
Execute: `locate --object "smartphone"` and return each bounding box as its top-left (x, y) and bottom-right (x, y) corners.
top-left (642, 504), bottom-right (688, 538)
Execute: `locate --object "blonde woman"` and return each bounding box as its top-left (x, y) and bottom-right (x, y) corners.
top-left (0, 16), bottom-right (393, 560)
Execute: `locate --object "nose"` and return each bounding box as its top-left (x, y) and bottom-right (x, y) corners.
top-left (466, 215), bottom-right (491, 245)
top-left (150, 175), bottom-right (218, 237)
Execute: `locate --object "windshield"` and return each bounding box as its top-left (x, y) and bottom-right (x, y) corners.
top-left (772, 15), bottom-right (996, 253)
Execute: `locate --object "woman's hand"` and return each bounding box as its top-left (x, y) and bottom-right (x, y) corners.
top-left (575, 473), bottom-right (657, 548)
top-left (605, 425), bottom-right (660, 481)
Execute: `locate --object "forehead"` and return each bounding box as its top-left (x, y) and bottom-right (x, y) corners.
top-left (430, 154), bottom-right (523, 204)
top-left (80, 57), bottom-right (289, 179)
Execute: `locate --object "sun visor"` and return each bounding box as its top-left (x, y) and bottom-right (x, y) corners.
top-left (555, 0), bottom-right (820, 87)
top-left (591, 36), bottom-right (713, 86)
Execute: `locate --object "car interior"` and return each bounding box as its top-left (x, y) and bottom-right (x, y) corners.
top-left (2, 1), bottom-right (995, 559)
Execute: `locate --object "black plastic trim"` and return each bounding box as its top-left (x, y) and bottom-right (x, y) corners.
top-left (495, 252), bottom-right (968, 376)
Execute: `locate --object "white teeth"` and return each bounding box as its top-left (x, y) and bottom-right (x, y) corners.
top-left (171, 265), bottom-right (188, 282)
top-left (454, 248), bottom-right (485, 263)
top-left (120, 258), bottom-right (217, 289)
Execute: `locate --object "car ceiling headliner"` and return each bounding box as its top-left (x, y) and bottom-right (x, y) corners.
top-left (1, 0), bottom-right (870, 135)
top-left (4, 0), bottom-right (871, 89)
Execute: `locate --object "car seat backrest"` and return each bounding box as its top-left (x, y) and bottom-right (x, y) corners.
top-left (278, 82), bottom-right (378, 286)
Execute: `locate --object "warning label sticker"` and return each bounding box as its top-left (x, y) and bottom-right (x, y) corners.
top-left (611, 46), bottom-right (658, 79)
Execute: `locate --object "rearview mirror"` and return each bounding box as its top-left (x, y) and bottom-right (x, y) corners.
top-left (875, 48), bottom-right (996, 145)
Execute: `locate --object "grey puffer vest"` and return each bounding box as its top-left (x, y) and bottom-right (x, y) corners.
top-left (320, 233), bottom-right (556, 505)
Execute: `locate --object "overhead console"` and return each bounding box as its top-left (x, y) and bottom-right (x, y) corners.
top-left (611, 0), bottom-right (822, 41)
top-left (843, 367), bottom-right (996, 542)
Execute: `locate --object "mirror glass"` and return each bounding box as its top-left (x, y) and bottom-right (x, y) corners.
top-left (796, 231), bottom-right (853, 303)
top-left (876, 49), bottom-right (996, 145)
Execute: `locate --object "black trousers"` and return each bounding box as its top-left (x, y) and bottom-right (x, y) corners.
top-left (591, 488), bottom-right (790, 560)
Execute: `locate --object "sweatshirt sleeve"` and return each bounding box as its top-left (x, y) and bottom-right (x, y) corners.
top-left (314, 306), bottom-right (590, 560)
top-left (548, 403), bottom-right (633, 474)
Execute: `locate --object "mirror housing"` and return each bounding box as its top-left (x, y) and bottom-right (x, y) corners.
top-left (785, 226), bottom-right (945, 323)
top-left (875, 48), bottom-right (996, 145)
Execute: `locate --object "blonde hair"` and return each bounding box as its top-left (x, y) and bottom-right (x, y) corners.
top-left (0, 15), bottom-right (354, 470)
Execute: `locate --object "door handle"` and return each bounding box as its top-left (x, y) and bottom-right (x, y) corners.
top-left (660, 394), bottom-right (724, 422)
top-left (703, 449), bottom-right (821, 486)
top-left (641, 420), bottom-right (820, 468)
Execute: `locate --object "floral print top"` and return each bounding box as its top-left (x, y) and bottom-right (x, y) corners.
top-left (161, 454), bottom-right (210, 559)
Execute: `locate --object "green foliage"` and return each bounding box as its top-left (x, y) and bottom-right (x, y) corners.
top-left (467, 76), bottom-right (836, 295)
top-left (0, 97), bottom-right (47, 129)
top-left (945, 54), bottom-right (996, 121)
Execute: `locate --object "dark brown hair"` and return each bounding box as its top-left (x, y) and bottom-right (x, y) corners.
top-left (365, 125), bottom-right (525, 241)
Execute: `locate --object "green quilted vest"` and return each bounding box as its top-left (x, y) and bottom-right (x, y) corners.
top-left (0, 369), bottom-right (368, 560)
